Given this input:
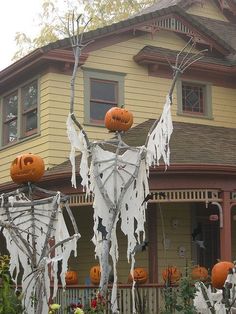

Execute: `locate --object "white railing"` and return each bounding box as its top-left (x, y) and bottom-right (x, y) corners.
top-left (55, 284), bottom-right (165, 313)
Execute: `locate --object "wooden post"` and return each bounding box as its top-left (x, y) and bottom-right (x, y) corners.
top-left (220, 191), bottom-right (232, 261)
top-left (147, 203), bottom-right (158, 283)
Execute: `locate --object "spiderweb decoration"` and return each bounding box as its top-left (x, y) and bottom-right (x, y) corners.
top-left (0, 187), bottom-right (80, 314)
top-left (67, 94), bottom-right (172, 313)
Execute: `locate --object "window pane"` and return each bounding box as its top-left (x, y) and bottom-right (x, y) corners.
top-left (25, 109), bottom-right (37, 133)
top-left (3, 93), bottom-right (18, 120)
top-left (5, 120), bottom-right (17, 143)
top-left (91, 79), bottom-right (117, 102)
top-left (22, 81), bottom-right (37, 111)
top-left (90, 102), bottom-right (114, 122)
top-left (182, 84), bottom-right (204, 113)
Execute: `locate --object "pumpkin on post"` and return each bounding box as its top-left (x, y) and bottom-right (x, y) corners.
top-left (10, 153), bottom-right (45, 184)
top-left (191, 265), bottom-right (208, 282)
top-left (90, 265), bottom-right (101, 285)
top-left (128, 267), bottom-right (148, 284)
top-left (104, 106), bottom-right (133, 132)
top-left (162, 266), bottom-right (181, 284)
top-left (211, 261), bottom-right (234, 289)
top-left (65, 270), bottom-right (78, 285)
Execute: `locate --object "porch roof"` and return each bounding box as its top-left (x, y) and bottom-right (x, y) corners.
top-left (46, 120), bottom-right (236, 177)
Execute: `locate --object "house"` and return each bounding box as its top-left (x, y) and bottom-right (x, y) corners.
top-left (0, 0), bottom-right (236, 311)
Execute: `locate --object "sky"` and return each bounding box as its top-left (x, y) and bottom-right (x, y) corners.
top-left (0, 0), bottom-right (44, 71)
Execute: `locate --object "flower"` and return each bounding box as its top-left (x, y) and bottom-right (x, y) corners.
top-left (74, 308), bottom-right (84, 314)
top-left (49, 303), bottom-right (61, 313)
top-left (50, 304), bottom-right (61, 310)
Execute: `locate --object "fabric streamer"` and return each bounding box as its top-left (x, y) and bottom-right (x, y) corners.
top-left (67, 95), bottom-right (173, 313)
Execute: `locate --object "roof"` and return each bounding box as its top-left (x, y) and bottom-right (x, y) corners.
top-left (1, 0), bottom-right (236, 85)
top-left (41, 5), bottom-right (235, 55)
top-left (46, 120), bottom-right (236, 177)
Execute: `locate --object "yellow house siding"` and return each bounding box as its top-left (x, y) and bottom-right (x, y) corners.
top-left (1, 29), bottom-right (236, 182)
top-left (156, 203), bottom-right (192, 282)
top-left (186, 0), bottom-right (229, 21)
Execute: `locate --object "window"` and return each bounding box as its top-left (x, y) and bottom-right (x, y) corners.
top-left (84, 69), bottom-right (125, 125)
top-left (1, 80), bottom-right (38, 146)
top-left (177, 80), bottom-right (212, 119)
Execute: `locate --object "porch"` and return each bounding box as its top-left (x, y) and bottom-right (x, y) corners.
top-left (56, 284), bottom-right (163, 313)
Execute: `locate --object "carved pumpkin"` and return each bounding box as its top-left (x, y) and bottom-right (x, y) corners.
top-left (90, 265), bottom-right (101, 285)
top-left (211, 261), bottom-right (234, 289)
top-left (10, 153), bottom-right (45, 184)
top-left (162, 266), bottom-right (181, 284)
top-left (191, 265), bottom-right (208, 282)
top-left (104, 106), bottom-right (133, 132)
top-left (128, 267), bottom-right (148, 284)
top-left (65, 270), bottom-right (78, 285)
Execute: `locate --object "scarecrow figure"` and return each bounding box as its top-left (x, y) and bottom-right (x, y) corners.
top-left (67, 16), bottom-right (206, 313)
top-left (0, 154), bottom-right (80, 314)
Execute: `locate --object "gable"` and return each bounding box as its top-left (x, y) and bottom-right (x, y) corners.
top-left (186, 0), bottom-right (229, 21)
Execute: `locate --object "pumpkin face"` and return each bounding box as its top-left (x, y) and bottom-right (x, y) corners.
top-left (162, 266), bottom-right (181, 284)
top-left (10, 153), bottom-right (45, 184)
top-left (191, 266), bottom-right (208, 282)
top-left (128, 267), bottom-right (148, 284)
top-left (104, 107), bottom-right (133, 132)
top-left (211, 261), bottom-right (234, 289)
top-left (65, 270), bottom-right (78, 285)
top-left (90, 265), bottom-right (101, 285)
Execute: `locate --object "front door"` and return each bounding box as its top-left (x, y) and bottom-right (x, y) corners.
top-left (192, 203), bottom-right (220, 270)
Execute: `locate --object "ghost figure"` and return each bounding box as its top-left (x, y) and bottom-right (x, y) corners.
top-left (67, 94), bottom-right (173, 313)
top-left (67, 34), bottom-right (205, 313)
top-left (0, 187), bottom-right (80, 314)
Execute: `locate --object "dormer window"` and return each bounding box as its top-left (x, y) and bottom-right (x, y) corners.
top-left (1, 80), bottom-right (38, 146)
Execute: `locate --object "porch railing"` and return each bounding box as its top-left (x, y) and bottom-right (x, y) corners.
top-left (55, 284), bottom-right (167, 313)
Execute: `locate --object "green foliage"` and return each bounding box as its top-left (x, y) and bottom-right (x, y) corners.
top-left (161, 264), bottom-right (197, 314)
top-left (13, 0), bottom-right (156, 61)
top-left (0, 255), bottom-right (23, 314)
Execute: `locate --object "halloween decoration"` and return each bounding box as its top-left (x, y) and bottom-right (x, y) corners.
top-left (128, 267), bottom-right (148, 284)
top-left (67, 20), bottom-right (206, 313)
top-left (194, 262), bottom-right (236, 313)
top-left (10, 153), bottom-right (45, 184)
top-left (211, 261), bottom-right (234, 289)
top-left (90, 265), bottom-right (101, 285)
top-left (104, 106), bottom-right (133, 132)
top-left (191, 265), bottom-right (208, 282)
top-left (65, 270), bottom-right (78, 285)
top-left (0, 183), bottom-right (80, 314)
top-left (162, 266), bottom-right (181, 284)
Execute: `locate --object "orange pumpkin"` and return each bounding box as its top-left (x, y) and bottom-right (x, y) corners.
top-left (65, 270), bottom-right (78, 285)
top-left (90, 265), bottom-right (101, 285)
top-left (10, 153), bottom-right (45, 184)
top-left (191, 265), bottom-right (208, 282)
top-left (104, 106), bottom-right (133, 132)
top-left (162, 266), bottom-right (181, 284)
top-left (211, 261), bottom-right (234, 289)
top-left (128, 267), bottom-right (148, 284)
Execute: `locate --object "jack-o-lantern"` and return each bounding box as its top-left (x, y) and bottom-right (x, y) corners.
top-left (191, 265), bottom-right (208, 282)
top-left (90, 265), bottom-right (101, 285)
top-left (211, 261), bottom-right (234, 289)
top-left (162, 266), bottom-right (181, 284)
top-left (104, 106), bottom-right (133, 132)
top-left (10, 153), bottom-right (45, 184)
top-left (128, 267), bottom-right (148, 284)
top-left (65, 270), bottom-right (78, 285)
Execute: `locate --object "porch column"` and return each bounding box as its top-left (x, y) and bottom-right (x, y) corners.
top-left (220, 191), bottom-right (231, 261)
top-left (147, 203), bottom-right (158, 282)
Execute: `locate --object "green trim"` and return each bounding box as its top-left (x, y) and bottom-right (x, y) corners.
top-left (83, 68), bottom-right (126, 125)
top-left (176, 79), bottom-right (213, 119)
